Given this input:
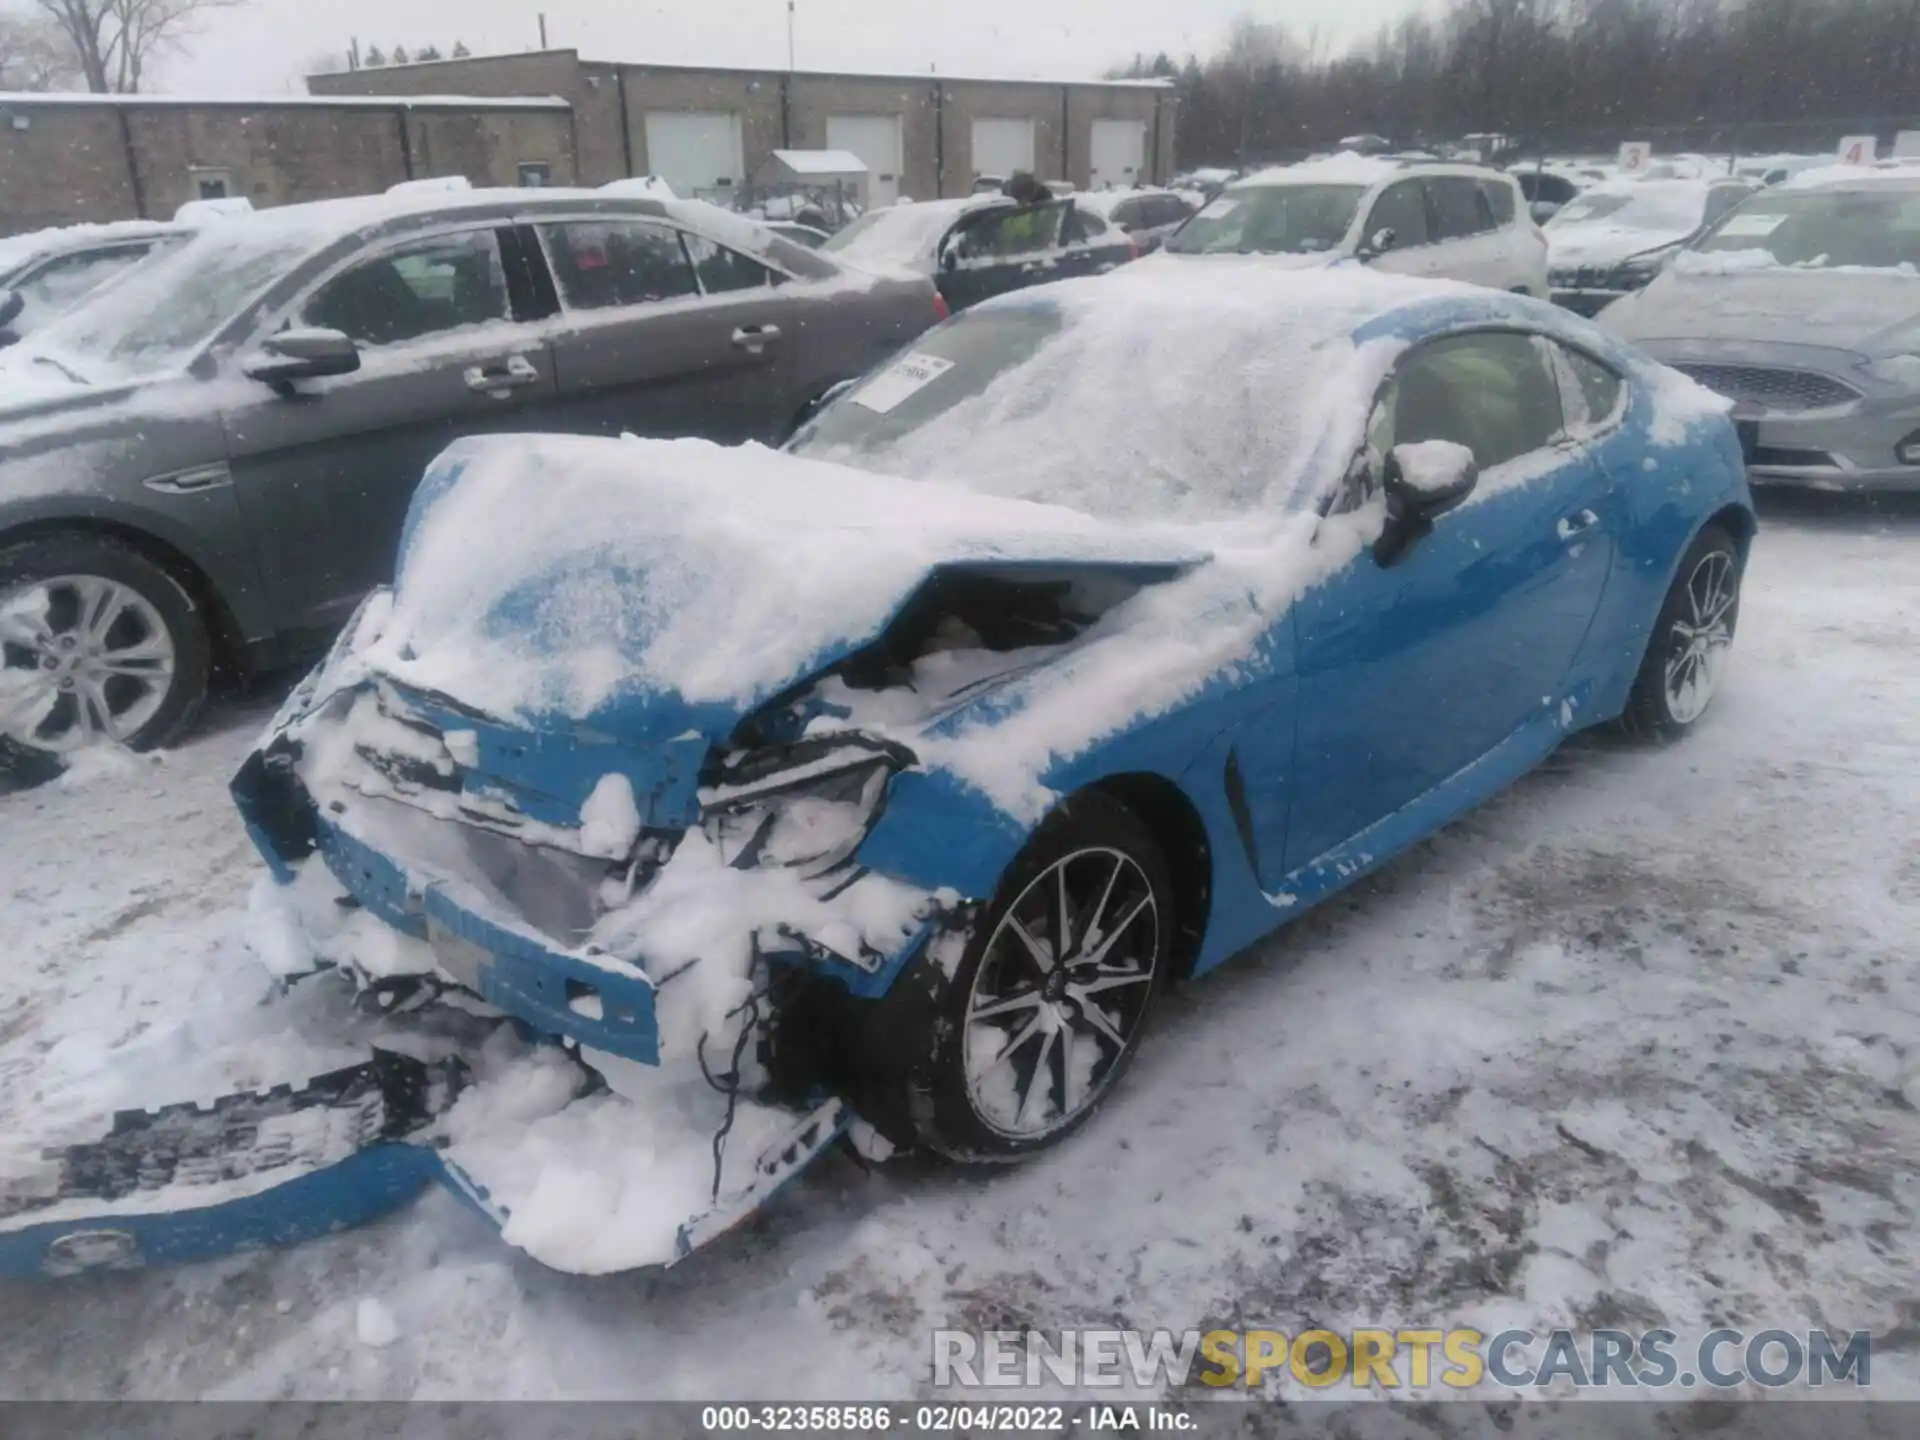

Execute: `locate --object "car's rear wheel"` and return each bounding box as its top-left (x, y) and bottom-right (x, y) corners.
top-left (1620, 524), bottom-right (1742, 741)
top-left (902, 793), bottom-right (1172, 1161)
top-left (0, 534), bottom-right (211, 756)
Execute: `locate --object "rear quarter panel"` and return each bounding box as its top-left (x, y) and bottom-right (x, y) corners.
top-left (790, 271), bottom-right (941, 407)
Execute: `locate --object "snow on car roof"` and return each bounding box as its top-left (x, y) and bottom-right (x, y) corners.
top-left (1785, 163), bottom-right (1920, 191)
top-left (1233, 152), bottom-right (1408, 188)
top-left (0, 220), bottom-right (182, 278)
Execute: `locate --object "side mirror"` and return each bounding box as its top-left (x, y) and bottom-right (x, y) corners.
top-left (243, 327), bottom-right (360, 388)
top-left (1373, 440), bottom-right (1478, 567)
top-left (1360, 226), bottom-right (1397, 260)
top-left (0, 289), bottom-right (23, 332)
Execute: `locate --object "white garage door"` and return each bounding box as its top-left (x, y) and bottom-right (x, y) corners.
top-left (643, 112), bottom-right (743, 200)
top-left (1090, 119), bottom-right (1147, 190)
top-left (827, 114), bottom-right (904, 207)
top-left (971, 117), bottom-right (1036, 182)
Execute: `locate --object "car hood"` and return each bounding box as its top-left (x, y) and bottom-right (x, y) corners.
top-left (360, 435), bottom-right (1211, 745)
top-left (1547, 223), bottom-right (1691, 269)
top-left (1157, 249), bottom-right (1341, 271)
top-left (1600, 269), bottom-right (1920, 352)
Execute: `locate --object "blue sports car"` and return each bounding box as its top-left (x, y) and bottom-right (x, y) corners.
top-left (207, 264), bottom-right (1754, 1272)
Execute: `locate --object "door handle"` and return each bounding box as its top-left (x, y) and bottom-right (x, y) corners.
top-left (731, 325), bottom-right (782, 347)
top-left (464, 354), bottom-right (541, 394)
top-left (1557, 508), bottom-right (1599, 541)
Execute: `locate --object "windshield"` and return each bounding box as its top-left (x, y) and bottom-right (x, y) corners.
top-left (26, 223), bottom-right (325, 382)
top-left (1693, 188), bottom-right (1920, 269)
top-left (1547, 185), bottom-right (1708, 234)
top-left (1165, 184), bottom-right (1365, 255)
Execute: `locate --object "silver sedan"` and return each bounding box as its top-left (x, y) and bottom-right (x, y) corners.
top-left (1601, 173), bottom-right (1920, 491)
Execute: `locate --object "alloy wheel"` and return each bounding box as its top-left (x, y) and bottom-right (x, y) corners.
top-left (1663, 549), bottom-right (1736, 726)
top-left (0, 575), bottom-right (177, 752)
top-left (963, 846), bottom-right (1161, 1140)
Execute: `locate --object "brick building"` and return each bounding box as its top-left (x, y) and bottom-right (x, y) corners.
top-left (0, 91), bottom-right (574, 234)
top-left (309, 49), bottom-right (1177, 202)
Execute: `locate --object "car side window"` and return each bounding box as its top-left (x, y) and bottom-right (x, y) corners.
top-left (1427, 177), bottom-right (1493, 240)
top-left (1703, 186), bottom-right (1750, 227)
top-left (1109, 200), bottom-right (1141, 231)
top-left (1158, 195), bottom-right (1197, 227)
top-left (952, 203), bottom-right (1069, 262)
top-left (303, 229), bottom-right (511, 349)
top-left (1378, 331), bottom-right (1565, 472)
top-left (1552, 343), bottom-right (1627, 431)
top-left (680, 231), bottom-right (776, 293)
top-left (542, 220), bottom-right (698, 311)
top-left (1364, 180), bottom-right (1431, 249)
top-left (1074, 209), bottom-right (1111, 242)
top-left (1478, 178), bottom-right (1516, 226)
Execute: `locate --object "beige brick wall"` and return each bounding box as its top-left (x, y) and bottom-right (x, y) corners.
top-left (123, 107), bottom-right (412, 215)
top-left (0, 104), bottom-right (140, 232)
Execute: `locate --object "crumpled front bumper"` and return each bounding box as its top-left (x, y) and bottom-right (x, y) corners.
top-left (234, 661), bottom-right (959, 1069)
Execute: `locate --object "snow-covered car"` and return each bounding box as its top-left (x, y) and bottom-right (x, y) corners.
top-left (152, 266), bottom-right (1757, 1278)
top-left (821, 193), bottom-right (1137, 312)
top-left (1600, 171), bottom-right (1920, 491)
top-left (1073, 187), bottom-right (1198, 251)
top-left (1163, 155), bottom-right (1548, 297)
top-left (0, 221), bottom-right (190, 345)
top-left (765, 220), bottom-right (830, 248)
top-left (1546, 177), bottom-right (1757, 315)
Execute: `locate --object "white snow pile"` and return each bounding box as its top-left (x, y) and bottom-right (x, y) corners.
top-left (822, 197), bottom-right (996, 275)
top-left (1785, 161), bottom-right (1920, 190)
top-left (1233, 151), bottom-right (1403, 188)
top-left (365, 434), bottom-right (1206, 723)
top-left (1672, 249), bottom-right (1920, 279)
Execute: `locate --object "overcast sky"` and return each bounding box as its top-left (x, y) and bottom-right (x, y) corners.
top-left (156, 0), bottom-right (1429, 94)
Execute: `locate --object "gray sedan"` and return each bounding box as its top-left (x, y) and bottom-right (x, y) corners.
top-left (0, 190), bottom-right (941, 758)
top-left (1601, 173), bottom-right (1920, 490)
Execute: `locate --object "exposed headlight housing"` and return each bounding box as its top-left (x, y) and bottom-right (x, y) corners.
top-left (699, 736), bottom-right (911, 877)
top-left (1898, 430), bottom-right (1920, 466)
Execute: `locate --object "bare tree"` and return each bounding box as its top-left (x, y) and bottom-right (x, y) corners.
top-left (29, 0), bottom-right (249, 93)
top-left (0, 11), bottom-right (80, 88)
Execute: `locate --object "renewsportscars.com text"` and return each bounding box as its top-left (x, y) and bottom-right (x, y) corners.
top-left (932, 1327), bottom-right (1873, 1391)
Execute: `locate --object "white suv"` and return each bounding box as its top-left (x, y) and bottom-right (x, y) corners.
top-left (1162, 155), bottom-right (1548, 297)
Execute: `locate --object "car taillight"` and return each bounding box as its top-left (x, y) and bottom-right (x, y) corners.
top-left (932, 292), bottom-right (950, 322)
top-left (1127, 238), bottom-right (1142, 260)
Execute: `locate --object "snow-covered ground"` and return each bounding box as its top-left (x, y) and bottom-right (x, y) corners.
top-left (1, 497), bottom-right (1917, 1401)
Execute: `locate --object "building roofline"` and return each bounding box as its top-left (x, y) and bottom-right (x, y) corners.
top-left (0, 90), bottom-right (570, 111)
top-left (303, 47), bottom-right (1174, 91)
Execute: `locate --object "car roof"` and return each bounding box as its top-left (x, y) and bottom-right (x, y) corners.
top-left (0, 220), bottom-right (183, 278)
top-left (1232, 154), bottom-right (1515, 191)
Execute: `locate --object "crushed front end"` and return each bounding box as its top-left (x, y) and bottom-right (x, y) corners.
top-left (223, 592), bottom-right (968, 1273)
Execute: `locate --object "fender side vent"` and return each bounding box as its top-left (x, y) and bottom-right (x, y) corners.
top-left (1223, 748), bottom-right (1260, 879)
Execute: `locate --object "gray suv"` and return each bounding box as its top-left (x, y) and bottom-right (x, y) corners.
top-left (0, 190), bottom-right (941, 758)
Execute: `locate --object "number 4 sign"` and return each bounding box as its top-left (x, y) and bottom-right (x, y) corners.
top-left (1838, 135), bottom-right (1878, 165)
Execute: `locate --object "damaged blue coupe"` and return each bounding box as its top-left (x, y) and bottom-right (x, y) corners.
top-left (4, 264), bottom-right (1755, 1277)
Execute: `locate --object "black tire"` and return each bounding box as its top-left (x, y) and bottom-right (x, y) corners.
top-left (0, 533), bottom-right (211, 755)
top-left (1619, 523), bottom-right (1742, 742)
top-left (894, 791), bottom-right (1174, 1162)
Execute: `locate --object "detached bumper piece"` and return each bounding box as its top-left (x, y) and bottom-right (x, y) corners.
top-left (0, 1051), bottom-right (465, 1279)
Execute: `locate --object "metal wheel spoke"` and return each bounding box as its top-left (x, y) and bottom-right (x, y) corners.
top-left (1078, 855), bottom-right (1125, 956)
top-left (1014, 1028), bottom-right (1061, 1129)
top-left (970, 988), bottom-right (1042, 1022)
top-left (98, 634), bottom-right (171, 666)
top-left (1005, 914), bottom-right (1056, 976)
top-left (1069, 993), bottom-right (1130, 1051)
top-left (1054, 862), bottom-right (1074, 959)
top-left (982, 1012), bottom-right (1045, 1077)
top-left (1074, 966), bottom-right (1154, 997)
top-left (79, 675), bottom-right (122, 740)
top-left (1073, 894), bottom-right (1153, 969)
top-left (0, 601), bottom-right (52, 651)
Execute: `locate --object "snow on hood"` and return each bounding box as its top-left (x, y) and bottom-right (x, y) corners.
top-left (1602, 266), bottom-right (1920, 352)
top-left (363, 434), bottom-right (1210, 731)
top-left (1548, 221), bottom-right (1689, 269)
top-left (821, 197), bottom-right (1000, 275)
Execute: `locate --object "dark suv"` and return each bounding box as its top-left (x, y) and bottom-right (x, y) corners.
top-left (0, 190), bottom-right (941, 759)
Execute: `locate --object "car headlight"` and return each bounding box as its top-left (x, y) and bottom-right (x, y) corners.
top-left (699, 737), bottom-right (910, 876)
top-left (1616, 245), bottom-right (1679, 285)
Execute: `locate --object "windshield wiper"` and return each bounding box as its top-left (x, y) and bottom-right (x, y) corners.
top-left (31, 353), bottom-right (87, 385)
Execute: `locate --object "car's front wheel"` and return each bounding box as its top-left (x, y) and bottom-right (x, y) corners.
top-left (0, 534), bottom-right (211, 756)
top-left (1621, 523), bottom-right (1742, 740)
top-left (902, 793), bottom-right (1173, 1161)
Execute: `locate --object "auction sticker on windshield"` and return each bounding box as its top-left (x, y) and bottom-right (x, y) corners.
top-left (853, 352), bottom-right (956, 414)
top-left (1719, 212), bottom-right (1787, 237)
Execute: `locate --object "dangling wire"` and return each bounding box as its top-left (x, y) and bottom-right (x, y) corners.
top-left (696, 948), bottom-right (767, 1204)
